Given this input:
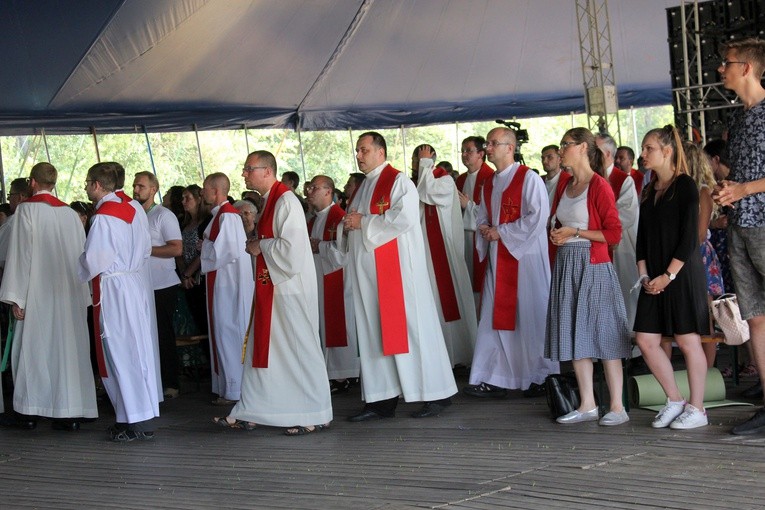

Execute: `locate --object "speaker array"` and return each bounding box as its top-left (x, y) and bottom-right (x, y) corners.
top-left (666, 0), bottom-right (765, 140)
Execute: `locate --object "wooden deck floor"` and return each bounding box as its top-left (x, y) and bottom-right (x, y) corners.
top-left (1, 362), bottom-right (764, 510)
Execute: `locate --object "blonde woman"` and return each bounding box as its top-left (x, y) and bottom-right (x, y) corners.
top-left (634, 126), bottom-right (710, 430)
top-left (685, 142), bottom-right (725, 367)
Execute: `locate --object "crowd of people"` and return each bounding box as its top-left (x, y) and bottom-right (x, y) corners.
top-left (1, 37), bottom-right (765, 441)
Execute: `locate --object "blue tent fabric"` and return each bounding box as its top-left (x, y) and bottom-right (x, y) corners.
top-left (0, 0), bottom-right (681, 134)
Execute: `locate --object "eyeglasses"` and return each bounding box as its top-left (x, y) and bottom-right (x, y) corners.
top-left (460, 148), bottom-right (481, 154)
top-left (559, 141), bottom-right (582, 149)
top-left (721, 59), bottom-right (747, 68)
top-left (305, 185), bottom-right (330, 192)
top-left (482, 141), bottom-right (511, 149)
top-left (84, 179), bottom-right (94, 185)
top-left (243, 165), bottom-right (268, 173)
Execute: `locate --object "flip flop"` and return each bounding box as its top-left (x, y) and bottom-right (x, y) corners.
top-left (212, 417), bottom-right (256, 431)
top-left (284, 423), bottom-right (330, 436)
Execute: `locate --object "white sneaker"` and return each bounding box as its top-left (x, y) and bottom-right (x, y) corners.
top-left (652, 399), bottom-right (686, 428)
top-left (669, 404), bottom-right (708, 430)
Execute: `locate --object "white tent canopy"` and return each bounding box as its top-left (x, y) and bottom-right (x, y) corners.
top-left (0, 0), bottom-right (682, 135)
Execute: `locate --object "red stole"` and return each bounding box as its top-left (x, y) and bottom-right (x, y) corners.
top-left (608, 167), bottom-right (629, 199)
top-left (309, 204), bottom-right (348, 347)
top-left (482, 165), bottom-right (529, 331)
top-left (251, 182), bottom-right (290, 368)
top-left (24, 193), bottom-right (67, 207)
top-left (457, 162), bottom-right (494, 292)
top-left (371, 165), bottom-right (408, 356)
top-left (424, 166), bottom-right (460, 322)
top-left (205, 201), bottom-right (240, 374)
top-left (91, 199), bottom-right (136, 377)
top-left (630, 169), bottom-right (644, 196)
top-left (607, 168), bottom-right (629, 262)
top-left (115, 190), bottom-right (132, 203)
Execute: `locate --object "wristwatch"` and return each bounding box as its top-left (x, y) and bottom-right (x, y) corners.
top-left (664, 270), bottom-right (676, 281)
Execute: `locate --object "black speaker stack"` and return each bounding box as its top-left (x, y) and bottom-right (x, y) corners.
top-left (667, 0), bottom-right (765, 141)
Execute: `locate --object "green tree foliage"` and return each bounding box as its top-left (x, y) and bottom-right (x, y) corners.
top-left (1, 106), bottom-right (675, 203)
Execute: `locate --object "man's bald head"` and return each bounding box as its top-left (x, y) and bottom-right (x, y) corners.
top-left (204, 172), bottom-right (231, 195)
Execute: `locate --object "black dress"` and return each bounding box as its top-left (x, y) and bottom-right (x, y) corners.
top-left (634, 174), bottom-right (710, 335)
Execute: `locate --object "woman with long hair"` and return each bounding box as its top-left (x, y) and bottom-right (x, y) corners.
top-left (684, 142), bottom-right (725, 367)
top-left (634, 125), bottom-right (710, 430)
top-left (176, 184), bottom-right (212, 333)
top-left (546, 127), bottom-right (631, 426)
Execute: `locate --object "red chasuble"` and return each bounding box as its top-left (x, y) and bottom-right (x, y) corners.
top-left (251, 182), bottom-right (290, 368)
top-left (423, 166), bottom-right (460, 322)
top-left (370, 165), bottom-right (408, 356)
top-left (308, 203), bottom-right (348, 347)
top-left (482, 165), bottom-right (529, 331)
top-left (24, 193), bottom-right (67, 207)
top-left (457, 162), bottom-right (494, 292)
top-left (91, 199), bottom-right (136, 377)
top-left (205, 201), bottom-right (241, 373)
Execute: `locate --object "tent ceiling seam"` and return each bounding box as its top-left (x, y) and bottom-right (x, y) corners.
top-left (295, 0), bottom-right (375, 125)
top-left (46, 0), bottom-right (128, 109)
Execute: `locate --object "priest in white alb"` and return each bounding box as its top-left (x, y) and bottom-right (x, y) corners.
top-left (464, 128), bottom-right (559, 398)
top-left (0, 163), bottom-right (96, 431)
top-left (214, 151), bottom-right (332, 435)
top-left (414, 144), bottom-right (477, 367)
top-left (305, 175), bottom-right (360, 391)
top-left (200, 173), bottom-right (254, 405)
top-left (79, 162), bottom-right (159, 441)
top-left (456, 136), bottom-right (495, 310)
top-left (343, 132), bottom-right (457, 421)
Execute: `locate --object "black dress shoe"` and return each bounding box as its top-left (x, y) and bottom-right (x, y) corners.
top-left (347, 408), bottom-right (392, 422)
top-left (0, 413), bottom-right (37, 430)
top-left (410, 398), bottom-right (452, 418)
top-left (52, 420), bottom-right (81, 431)
top-left (741, 380), bottom-right (763, 399)
top-left (732, 407), bottom-right (765, 435)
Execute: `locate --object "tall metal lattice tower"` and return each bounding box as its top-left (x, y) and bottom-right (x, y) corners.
top-left (576, 0), bottom-right (621, 141)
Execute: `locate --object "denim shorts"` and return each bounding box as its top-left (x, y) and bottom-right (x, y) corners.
top-left (728, 225), bottom-right (765, 320)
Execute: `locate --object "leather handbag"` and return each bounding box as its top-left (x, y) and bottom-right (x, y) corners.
top-left (711, 293), bottom-right (750, 345)
top-left (544, 373), bottom-right (580, 419)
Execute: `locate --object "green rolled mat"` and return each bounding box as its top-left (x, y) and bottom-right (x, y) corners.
top-left (629, 367), bottom-right (753, 410)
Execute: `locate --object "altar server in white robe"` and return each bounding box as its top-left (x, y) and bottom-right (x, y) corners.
top-left (0, 163), bottom-right (96, 429)
top-left (464, 128), bottom-right (559, 397)
top-left (414, 145), bottom-right (477, 367)
top-left (305, 175), bottom-right (360, 385)
top-left (343, 132), bottom-right (457, 421)
top-left (79, 162), bottom-right (158, 441)
top-left (200, 173), bottom-right (253, 404)
top-left (216, 151), bottom-right (331, 435)
top-left (112, 163), bottom-right (163, 403)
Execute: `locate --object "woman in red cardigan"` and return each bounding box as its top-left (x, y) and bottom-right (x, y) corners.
top-left (546, 127), bottom-right (631, 426)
